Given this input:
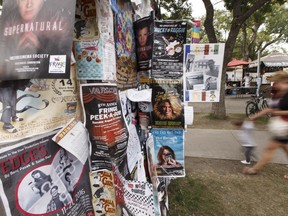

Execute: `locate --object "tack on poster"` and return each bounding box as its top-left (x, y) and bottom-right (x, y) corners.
top-left (0, 66), bottom-right (81, 144)
top-left (80, 83), bottom-right (131, 179)
top-left (184, 43), bottom-right (225, 102)
top-left (0, 0), bottom-right (76, 80)
top-left (151, 20), bottom-right (187, 79)
top-left (151, 79), bottom-right (184, 128)
top-left (151, 128), bottom-right (185, 177)
top-left (0, 132), bottom-right (94, 216)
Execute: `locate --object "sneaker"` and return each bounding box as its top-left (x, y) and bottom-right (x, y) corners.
top-left (241, 160), bottom-right (251, 165)
top-left (12, 116), bottom-right (24, 122)
top-left (3, 125), bottom-right (17, 133)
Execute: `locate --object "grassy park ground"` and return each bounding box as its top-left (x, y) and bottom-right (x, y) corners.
top-left (168, 113), bottom-right (288, 216)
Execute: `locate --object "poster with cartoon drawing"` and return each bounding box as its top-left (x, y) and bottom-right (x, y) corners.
top-left (0, 66), bottom-right (81, 144)
top-left (184, 43), bottom-right (225, 102)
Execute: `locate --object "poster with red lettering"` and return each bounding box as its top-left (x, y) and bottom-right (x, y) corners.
top-left (0, 131), bottom-right (94, 216)
top-left (80, 83), bottom-right (131, 179)
top-left (0, 0), bottom-right (76, 80)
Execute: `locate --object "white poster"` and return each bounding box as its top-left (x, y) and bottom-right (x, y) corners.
top-left (184, 43), bottom-right (225, 102)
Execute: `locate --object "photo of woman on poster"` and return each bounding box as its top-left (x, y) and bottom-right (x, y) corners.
top-left (157, 146), bottom-right (182, 168)
top-left (153, 95), bottom-right (183, 121)
top-left (0, 0), bottom-right (75, 79)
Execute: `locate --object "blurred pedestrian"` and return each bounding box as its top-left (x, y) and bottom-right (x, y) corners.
top-left (233, 120), bottom-right (257, 164)
top-left (243, 71), bottom-right (288, 175)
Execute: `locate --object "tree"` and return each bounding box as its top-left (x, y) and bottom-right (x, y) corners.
top-left (202, 0), bottom-right (286, 118)
top-left (159, 0), bottom-right (192, 20)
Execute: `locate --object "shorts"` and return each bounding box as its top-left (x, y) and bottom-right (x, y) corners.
top-left (273, 136), bottom-right (288, 144)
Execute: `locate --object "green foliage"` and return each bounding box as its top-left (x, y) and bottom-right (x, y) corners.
top-left (159, 0), bottom-right (192, 20)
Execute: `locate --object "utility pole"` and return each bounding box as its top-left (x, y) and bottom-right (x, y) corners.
top-left (256, 51), bottom-right (261, 97)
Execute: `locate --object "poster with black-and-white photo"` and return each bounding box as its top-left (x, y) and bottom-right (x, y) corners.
top-left (0, 132), bottom-right (94, 216)
top-left (184, 43), bottom-right (225, 102)
top-left (80, 83), bottom-right (131, 179)
top-left (151, 79), bottom-right (184, 128)
top-left (151, 128), bottom-right (185, 177)
top-left (0, 0), bottom-right (76, 80)
top-left (151, 20), bottom-right (187, 79)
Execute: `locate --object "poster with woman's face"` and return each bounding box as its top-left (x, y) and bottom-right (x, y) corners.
top-left (151, 128), bottom-right (185, 177)
top-left (0, 0), bottom-right (76, 80)
top-left (151, 78), bottom-right (184, 128)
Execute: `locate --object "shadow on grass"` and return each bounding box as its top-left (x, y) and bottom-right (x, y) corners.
top-left (168, 176), bottom-right (225, 216)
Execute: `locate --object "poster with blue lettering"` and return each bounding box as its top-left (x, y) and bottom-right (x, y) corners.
top-left (151, 20), bottom-right (187, 79)
top-left (0, 131), bottom-right (94, 216)
top-left (0, 0), bottom-right (76, 80)
top-left (151, 128), bottom-right (185, 177)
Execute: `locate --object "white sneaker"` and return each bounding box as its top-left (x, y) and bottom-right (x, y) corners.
top-left (241, 160), bottom-right (251, 165)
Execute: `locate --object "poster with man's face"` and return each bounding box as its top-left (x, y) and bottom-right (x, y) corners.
top-left (0, 0), bottom-right (76, 80)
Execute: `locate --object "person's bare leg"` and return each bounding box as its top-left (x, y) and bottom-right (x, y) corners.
top-left (252, 140), bottom-right (281, 171)
top-left (280, 144), bottom-right (288, 179)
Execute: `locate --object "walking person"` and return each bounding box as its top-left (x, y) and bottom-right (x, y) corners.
top-left (243, 71), bottom-right (288, 175)
top-left (233, 120), bottom-right (257, 165)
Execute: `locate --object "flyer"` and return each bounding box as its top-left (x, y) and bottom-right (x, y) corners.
top-left (0, 0), bottom-right (76, 80)
top-left (113, 166), bottom-right (155, 216)
top-left (0, 132), bottom-right (94, 216)
top-left (73, 0), bottom-right (99, 41)
top-left (184, 43), bottom-right (225, 102)
top-left (119, 90), bottom-right (142, 178)
top-left (111, 0), bottom-right (138, 90)
top-left (151, 128), bottom-right (185, 177)
top-left (0, 66), bottom-right (81, 144)
top-left (89, 170), bottom-right (116, 216)
top-left (151, 20), bottom-right (187, 79)
top-left (80, 83), bottom-right (130, 179)
top-left (151, 79), bottom-right (184, 128)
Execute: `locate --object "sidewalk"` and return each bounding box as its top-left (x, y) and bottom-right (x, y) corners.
top-left (185, 95), bottom-right (287, 165)
top-left (185, 129), bottom-right (288, 164)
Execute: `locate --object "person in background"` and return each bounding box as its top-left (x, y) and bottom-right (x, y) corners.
top-left (243, 71), bottom-right (288, 176)
top-left (242, 73), bottom-right (253, 94)
top-left (233, 120), bottom-right (257, 165)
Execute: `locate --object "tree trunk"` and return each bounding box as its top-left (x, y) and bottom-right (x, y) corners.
top-left (211, 22), bottom-right (242, 118)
